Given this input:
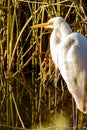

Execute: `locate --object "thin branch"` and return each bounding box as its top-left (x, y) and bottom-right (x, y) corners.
top-left (12, 92), bottom-right (25, 128)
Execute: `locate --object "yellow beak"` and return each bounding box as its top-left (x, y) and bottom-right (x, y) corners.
top-left (31, 22), bottom-right (52, 28)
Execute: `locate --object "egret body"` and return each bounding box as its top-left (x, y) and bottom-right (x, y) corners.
top-left (31, 17), bottom-right (87, 117)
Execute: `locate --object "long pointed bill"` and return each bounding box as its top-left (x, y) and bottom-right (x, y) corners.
top-left (31, 22), bottom-right (52, 28)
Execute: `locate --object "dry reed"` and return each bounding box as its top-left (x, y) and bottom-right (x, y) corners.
top-left (0, 0), bottom-right (86, 129)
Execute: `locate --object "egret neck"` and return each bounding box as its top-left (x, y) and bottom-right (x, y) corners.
top-left (50, 22), bottom-right (72, 68)
top-left (55, 21), bottom-right (72, 42)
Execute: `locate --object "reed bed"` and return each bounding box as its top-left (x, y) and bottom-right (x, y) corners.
top-left (0, 0), bottom-right (87, 129)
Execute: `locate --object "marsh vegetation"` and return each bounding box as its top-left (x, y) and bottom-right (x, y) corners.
top-left (0, 0), bottom-right (87, 129)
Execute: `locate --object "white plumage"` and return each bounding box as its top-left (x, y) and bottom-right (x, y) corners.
top-left (48, 17), bottom-right (87, 114)
top-left (31, 17), bottom-right (87, 114)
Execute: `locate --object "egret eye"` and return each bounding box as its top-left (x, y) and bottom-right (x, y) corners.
top-left (49, 21), bottom-right (53, 25)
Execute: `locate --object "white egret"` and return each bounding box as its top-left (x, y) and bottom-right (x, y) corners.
top-left (31, 17), bottom-right (87, 129)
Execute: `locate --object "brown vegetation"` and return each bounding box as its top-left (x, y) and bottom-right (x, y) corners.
top-left (0, 0), bottom-right (87, 129)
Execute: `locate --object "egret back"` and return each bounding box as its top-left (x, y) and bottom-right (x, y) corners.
top-left (50, 31), bottom-right (87, 113)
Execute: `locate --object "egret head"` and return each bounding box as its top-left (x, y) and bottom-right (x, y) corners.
top-left (45, 17), bottom-right (66, 29)
top-left (47, 17), bottom-right (72, 34)
top-left (31, 17), bottom-right (72, 38)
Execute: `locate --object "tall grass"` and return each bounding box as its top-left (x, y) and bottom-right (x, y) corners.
top-left (0, 0), bottom-right (86, 129)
